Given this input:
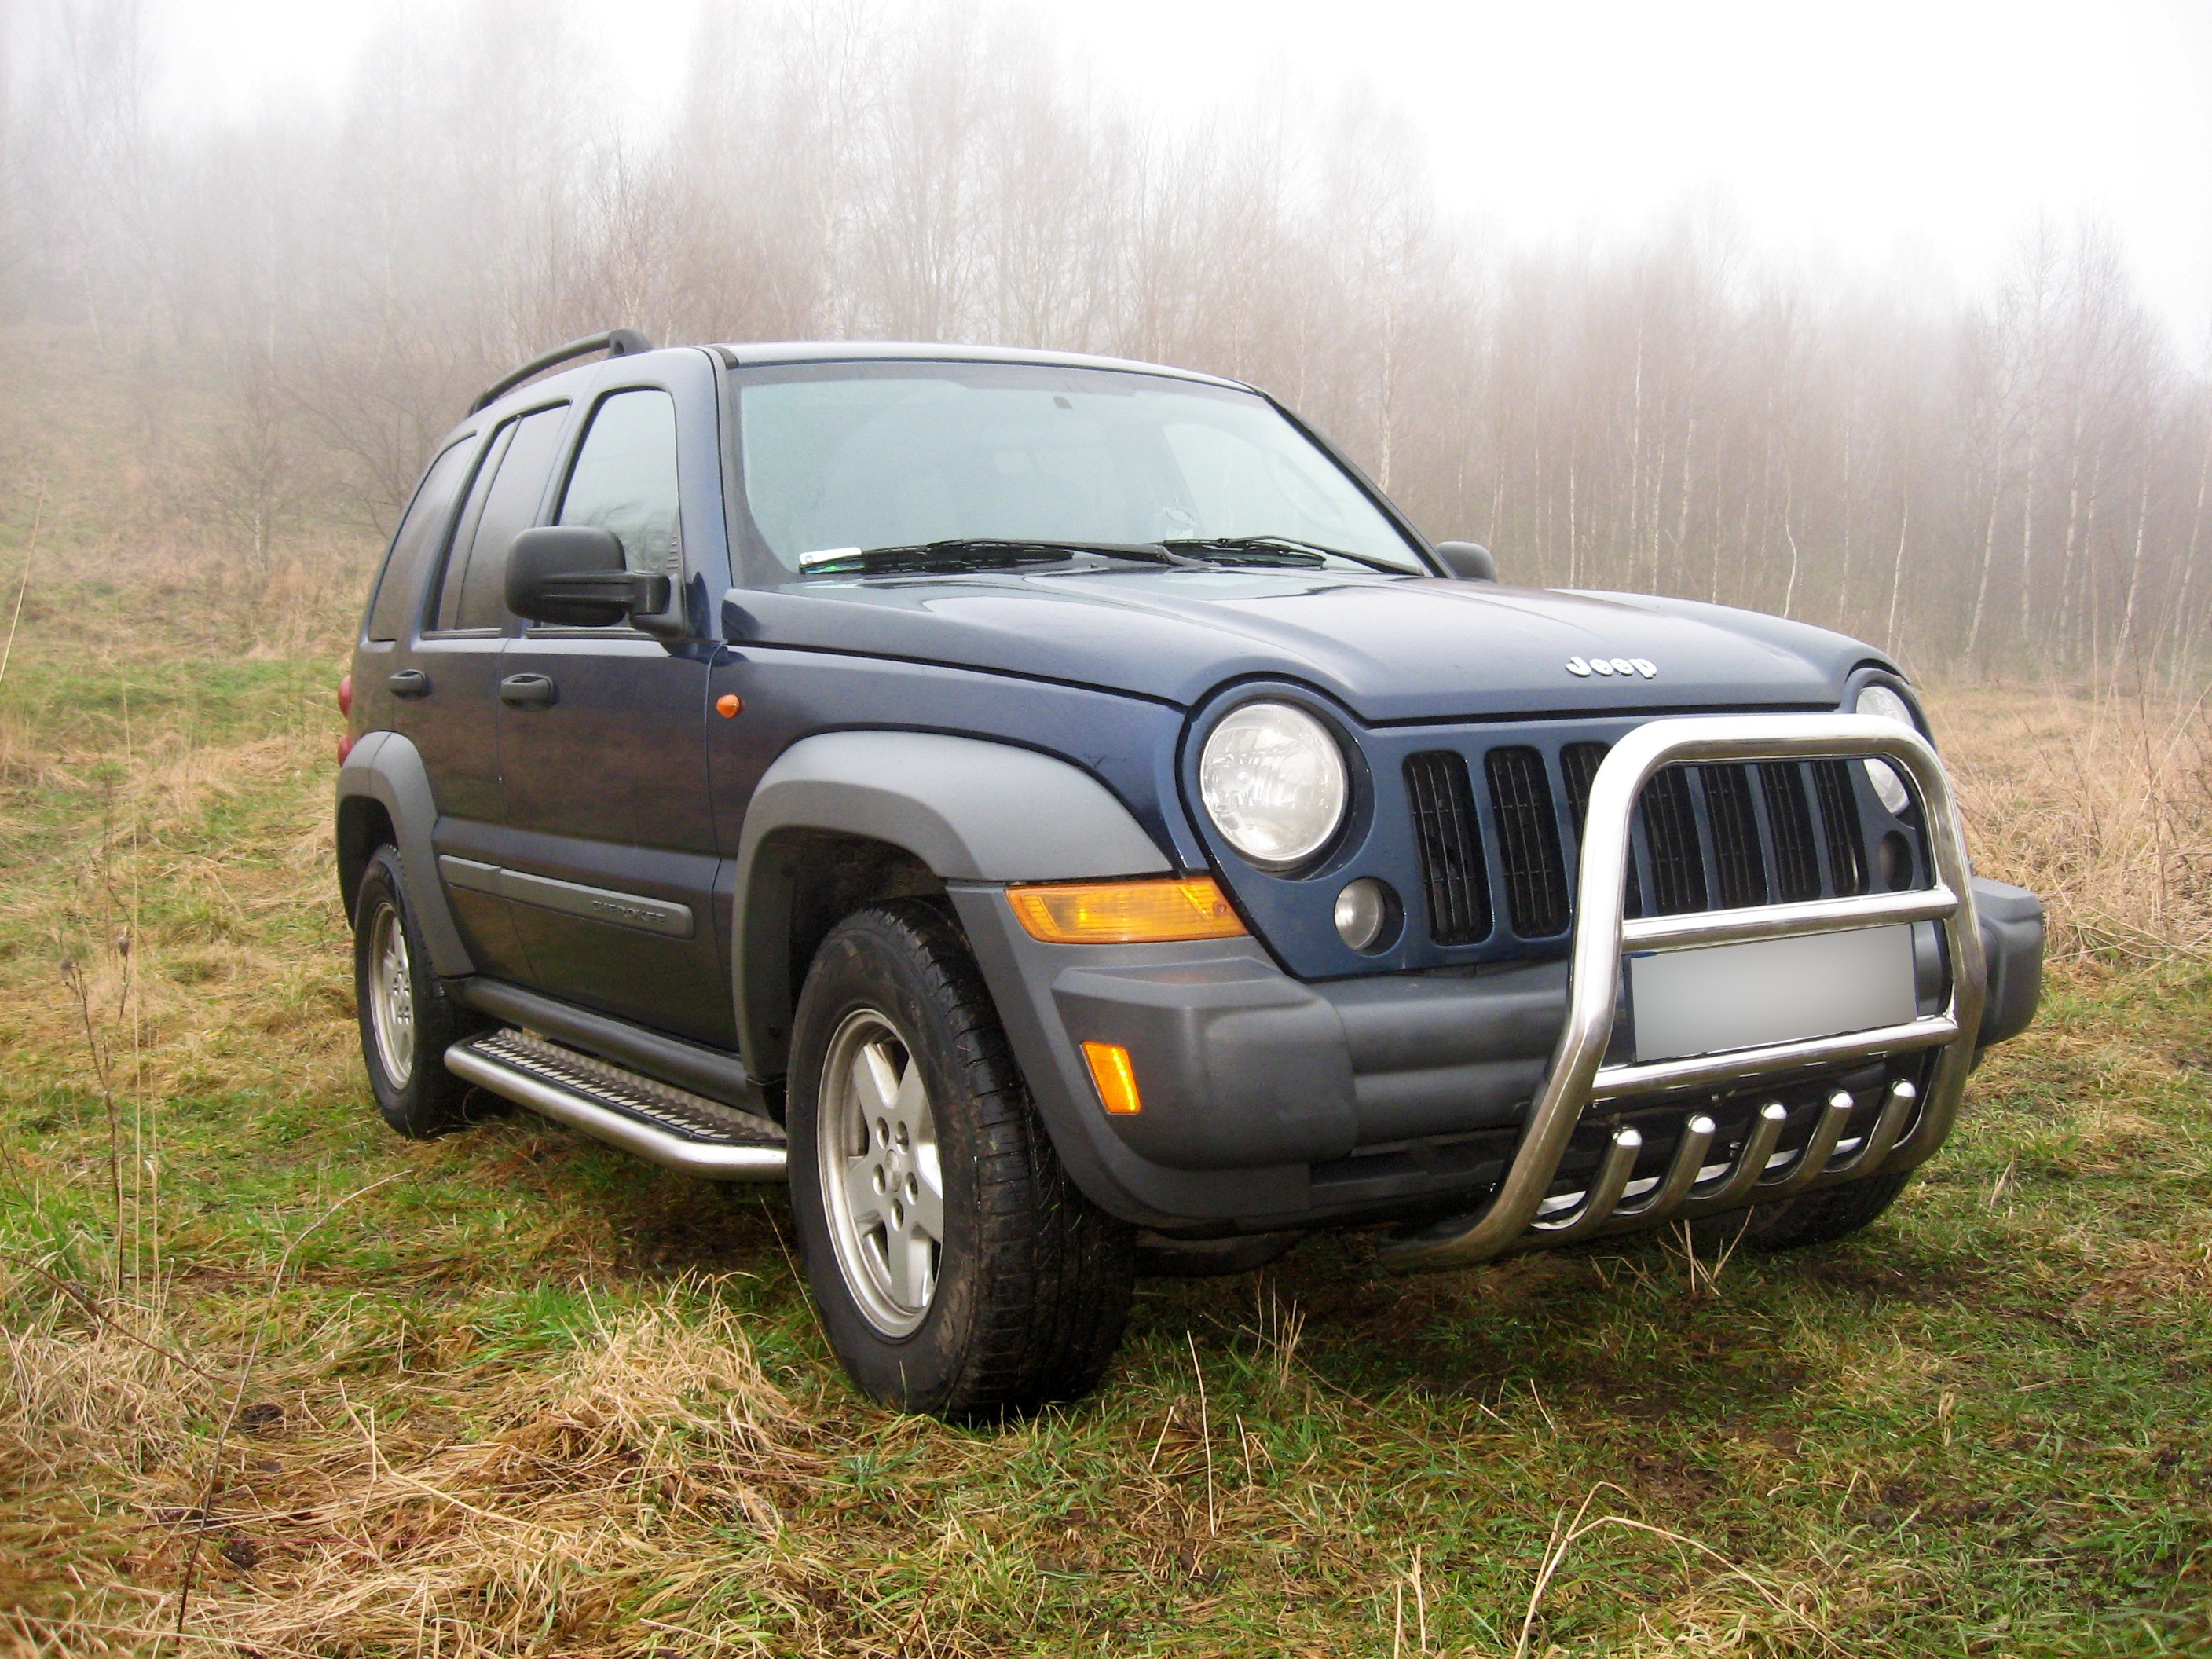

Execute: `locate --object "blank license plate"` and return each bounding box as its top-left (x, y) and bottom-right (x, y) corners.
top-left (1628, 925), bottom-right (1917, 1064)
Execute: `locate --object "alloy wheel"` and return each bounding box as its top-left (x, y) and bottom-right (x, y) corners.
top-left (367, 900), bottom-right (416, 1086)
top-left (816, 1007), bottom-right (944, 1337)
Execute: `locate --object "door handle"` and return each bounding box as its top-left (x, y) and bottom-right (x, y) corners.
top-left (386, 669), bottom-right (431, 699)
top-left (499, 673), bottom-right (558, 709)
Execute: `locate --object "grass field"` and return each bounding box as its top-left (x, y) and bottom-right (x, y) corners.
top-left (2, 485), bottom-right (2210, 1654)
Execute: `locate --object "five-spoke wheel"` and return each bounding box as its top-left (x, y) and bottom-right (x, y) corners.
top-left (352, 844), bottom-right (481, 1138)
top-left (818, 1010), bottom-right (945, 1335)
top-left (366, 898), bottom-right (416, 1086)
top-left (787, 899), bottom-right (1136, 1420)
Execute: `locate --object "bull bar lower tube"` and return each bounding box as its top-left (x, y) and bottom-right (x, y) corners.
top-left (1378, 713), bottom-right (1987, 1270)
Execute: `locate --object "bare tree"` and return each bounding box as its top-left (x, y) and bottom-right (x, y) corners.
top-left (1, 0), bottom-right (2203, 679)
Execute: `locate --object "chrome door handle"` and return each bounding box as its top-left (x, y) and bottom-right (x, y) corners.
top-left (499, 674), bottom-right (558, 709)
top-left (387, 669), bottom-right (431, 698)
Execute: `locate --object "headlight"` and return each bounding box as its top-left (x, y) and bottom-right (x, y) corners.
top-left (1199, 701), bottom-right (1348, 866)
top-left (1855, 683), bottom-right (1917, 815)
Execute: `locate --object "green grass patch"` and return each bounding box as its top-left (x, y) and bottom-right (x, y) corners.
top-left (1, 646), bottom-right (2208, 1656)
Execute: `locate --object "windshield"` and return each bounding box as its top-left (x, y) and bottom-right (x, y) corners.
top-left (737, 362), bottom-right (1428, 575)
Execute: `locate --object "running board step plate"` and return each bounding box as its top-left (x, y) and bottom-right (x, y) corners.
top-left (445, 1028), bottom-right (787, 1182)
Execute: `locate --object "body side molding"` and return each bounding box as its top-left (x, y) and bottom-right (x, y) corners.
top-left (732, 730), bottom-right (1173, 1075)
top-left (337, 731), bottom-right (474, 976)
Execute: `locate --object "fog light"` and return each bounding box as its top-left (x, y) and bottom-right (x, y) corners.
top-left (1877, 830), bottom-right (1914, 891)
top-left (1333, 877), bottom-right (1393, 951)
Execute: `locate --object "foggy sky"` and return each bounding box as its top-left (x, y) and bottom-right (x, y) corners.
top-left (142, 0), bottom-right (2212, 346)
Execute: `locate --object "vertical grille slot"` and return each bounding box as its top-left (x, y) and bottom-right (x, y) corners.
top-left (1640, 765), bottom-right (1708, 914)
top-left (1760, 763), bottom-right (1822, 902)
top-left (1811, 760), bottom-right (1866, 895)
top-left (1404, 751), bottom-right (1492, 946)
top-left (1559, 742), bottom-right (1606, 830)
top-left (1485, 747), bottom-right (1570, 936)
top-left (1701, 764), bottom-right (1767, 908)
top-left (1560, 741), bottom-right (1641, 915)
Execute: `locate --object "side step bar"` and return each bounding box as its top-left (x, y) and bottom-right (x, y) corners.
top-left (445, 1028), bottom-right (787, 1181)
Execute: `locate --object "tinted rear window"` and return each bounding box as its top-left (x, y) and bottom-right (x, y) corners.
top-left (364, 438), bottom-right (473, 642)
top-left (434, 405), bottom-right (570, 631)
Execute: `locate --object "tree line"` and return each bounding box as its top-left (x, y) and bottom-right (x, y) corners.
top-left (5, 0), bottom-right (2207, 680)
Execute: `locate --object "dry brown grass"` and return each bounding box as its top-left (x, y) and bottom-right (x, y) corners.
top-left (1932, 680), bottom-right (2212, 961)
top-left (0, 1277), bottom-right (823, 1657)
top-left (2, 632), bottom-right (2207, 1654)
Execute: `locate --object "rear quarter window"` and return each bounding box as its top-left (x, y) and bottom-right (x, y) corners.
top-left (364, 438), bottom-right (474, 642)
top-left (432, 405), bottom-right (571, 632)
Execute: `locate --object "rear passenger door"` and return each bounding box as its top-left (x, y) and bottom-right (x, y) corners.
top-left (411, 400), bottom-right (575, 983)
top-left (493, 359), bottom-right (730, 1045)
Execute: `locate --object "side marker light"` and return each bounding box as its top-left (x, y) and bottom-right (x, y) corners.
top-left (1082, 1042), bottom-right (1142, 1115)
top-left (716, 693), bottom-right (743, 718)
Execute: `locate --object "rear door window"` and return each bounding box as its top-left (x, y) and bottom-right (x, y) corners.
top-left (433, 405), bottom-right (571, 632)
top-left (365, 438), bottom-right (473, 642)
top-left (558, 390), bottom-right (683, 578)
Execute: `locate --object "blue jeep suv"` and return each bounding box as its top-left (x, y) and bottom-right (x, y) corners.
top-left (338, 331), bottom-right (2045, 1419)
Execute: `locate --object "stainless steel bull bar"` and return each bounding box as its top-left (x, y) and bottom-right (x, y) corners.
top-left (1379, 714), bottom-right (1987, 1269)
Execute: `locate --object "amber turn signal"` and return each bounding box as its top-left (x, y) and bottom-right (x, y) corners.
top-left (1006, 877), bottom-right (1247, 944)
top-left (1082, 1042), bottom-right (1142, 1115)
top-left (716, 693), bottom-right (743, 718)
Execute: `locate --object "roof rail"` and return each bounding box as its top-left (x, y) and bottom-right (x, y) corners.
top-left (471, 328), bottom-right (654, 415)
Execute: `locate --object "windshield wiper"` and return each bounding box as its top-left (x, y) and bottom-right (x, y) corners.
top-left (1159, 534), bottom-right (1415, 575)
top-left (797, 538), bottom-right (1192, 576)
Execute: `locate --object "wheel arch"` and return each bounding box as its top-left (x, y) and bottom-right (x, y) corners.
top-left (335, 731), bottom-right (474, 977)
top-left (733, 731), bottom-right (1172, 1079)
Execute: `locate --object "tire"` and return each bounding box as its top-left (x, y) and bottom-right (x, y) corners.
top-left (353, 844), bottom-right (485, 1139)
top-left (1736, 1169), bottom-right (1914, 1253)
top-left (786, 899), bottom-right (1136, 1422)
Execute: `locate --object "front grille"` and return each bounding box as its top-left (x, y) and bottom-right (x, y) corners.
top-left (1812, 760), bottom-right (1867, 895)
top-left (1760, 763), bottom-right (1822, 902)
top-left (1485, 747), bottom-right (1569, 936)
top-left (1405, 751), bottom-right (1492, 945)
top-left (1406, 738), bottom-right (1880, 951)
top-left (1562, 742), bottom-right (1642, 914)
top-left (1703, 764), bottom-right (1767, 908)
top-left (1642, 765), bottom-right (1708, 914)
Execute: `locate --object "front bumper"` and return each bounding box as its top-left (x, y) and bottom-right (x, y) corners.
top-left (955, 716), bottom-right (2043, 1254)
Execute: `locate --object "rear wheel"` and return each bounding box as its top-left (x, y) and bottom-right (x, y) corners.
top-left (353, 844), bottom-right (484, 1138)
top-left (787, 900), bottom-right (1135, 1421)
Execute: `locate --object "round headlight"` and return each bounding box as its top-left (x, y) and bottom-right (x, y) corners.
top-left (1854, 683), bottom-right (1917, 815)
top-left (1199, 701), bottom-right (1348, 866)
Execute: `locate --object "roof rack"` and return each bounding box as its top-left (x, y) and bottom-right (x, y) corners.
top-left (471, 328), bottom-right (654, 414)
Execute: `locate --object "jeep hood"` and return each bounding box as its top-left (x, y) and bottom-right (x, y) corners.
top-left (723, 570), bottom-right (1885, 723)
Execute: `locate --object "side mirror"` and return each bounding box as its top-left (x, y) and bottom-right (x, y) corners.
top-left (505, 526), bottom-right (671, 626)
top-left (1433, 541), bottom-right (1499, 582)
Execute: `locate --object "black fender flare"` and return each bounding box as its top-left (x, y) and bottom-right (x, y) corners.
top-left (732, 731), bottom-right (1171, 1076)
top-left (335, 731), bottom-right (474, 978)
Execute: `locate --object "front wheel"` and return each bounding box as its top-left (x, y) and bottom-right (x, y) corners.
top-left (787, 900), bottom-right (1135, 1421)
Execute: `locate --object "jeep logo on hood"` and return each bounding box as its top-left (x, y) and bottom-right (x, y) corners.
top-left (1567, 656), bottom-right (1657, 679)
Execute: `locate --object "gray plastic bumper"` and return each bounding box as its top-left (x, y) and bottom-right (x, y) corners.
top-left (1972, 877), bottom-right (2043, 1055)
top-left (953, 756), bottom-right (2044, 1238)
